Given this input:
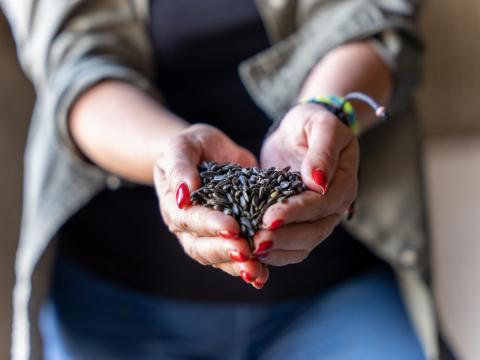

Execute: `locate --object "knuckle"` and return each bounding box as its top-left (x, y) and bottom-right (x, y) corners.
top-left (190, 209), bottom-right (202, 227)
top-left (167, 222), bottom-right (179, 235)
top-left (187, 241), bottom-right (208, 266)
top-left (351, 185), bottom-right (358, 200)
top-left (313, 220), bottom-right (337, 245)
top-left (339, 198), bottom-right (351, 213)
top-left (286, 251), bottom-right (308, 265)
top-left (170, 135), bottom-right (188, 149)
top-left (299, 250), bottom-right (310, 262)
top-left (154, 164), bottom-right (167, 187)
top-left (167, 165), bottom-right (184, 192)
top-left (322, 222), bottom-right (337, 240)
top-left (160, 208), bottom-right (177, 233)
top-left (314, 148), bottom-right (336, 169)
top-left (178, 218), bottom-right (189, 231)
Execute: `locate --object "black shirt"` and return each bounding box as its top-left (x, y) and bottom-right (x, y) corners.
top-left (58, 0), bottom-right (381, 302)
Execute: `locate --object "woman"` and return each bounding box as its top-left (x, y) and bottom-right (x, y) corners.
top-left (3, 0), bottom-right (436, 359)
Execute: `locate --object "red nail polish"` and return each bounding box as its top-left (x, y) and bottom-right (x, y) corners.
top-left (255, 240), bottom-right (273, 254)
top-left (268, 220), bottom-right (284, 231)
top-left (253, 280), bottom-right (264, 289)
top-left (227, 250), bottom-right (249, 262)
top-left (240, 270), bottom-right (254, 283)
top-left (219, 230), bottom-right (240, 239)
top-left (312, 169), bottom-right (328, 195)
top-left (176, 182), bottom-right (191, 209)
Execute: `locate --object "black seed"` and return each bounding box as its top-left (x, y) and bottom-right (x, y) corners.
top-left (239, 175), bottom-right (247, 185)
top-left (240, 196), bottom-right (247, 209)
top-left (270, 191), bottom-right (279, 199)
top-left (280, 181), bottom-right (290, 189)
top-left (232, 203), bottom-right (240, 216)
top-left (191, 162), bottom-right (306, 250)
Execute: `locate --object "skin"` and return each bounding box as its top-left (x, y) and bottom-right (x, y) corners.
top-left (69, 41), bottom-right (393, 288)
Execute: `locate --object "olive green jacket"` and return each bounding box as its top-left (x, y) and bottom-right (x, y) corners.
top-left (1, 0), bottom-right (433, 359)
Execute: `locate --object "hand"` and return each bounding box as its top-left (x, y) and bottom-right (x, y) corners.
top-left (255, 103), bottom-right (359, 266)
top-left (154, 124), bottom-right (269, 288)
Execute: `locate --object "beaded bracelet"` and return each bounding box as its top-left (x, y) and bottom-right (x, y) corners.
top-left (299, 92), bottom-right (389, 135)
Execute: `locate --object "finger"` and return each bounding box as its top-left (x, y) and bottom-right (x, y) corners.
top-left (252, 264), bottom-right (270, 289)
top-left (301, 118), bottom-right (353, 195)
top-left (163, 192), bottom-right (240, 236)
top-left (253, 214), bottom-right (340, 253)
top-left (179, 233), bottom-right (253, 265)
top-left (203, 142), bottom-right (258, 168)
top-left (256, 249), bottom-right (309, 267)
top-left (262, 148), bottom-right (358, 226)
top-left (155, 135), bottom-right (202, 209)
top-left (194, 124), bottom-right (258, 168)
top-left (228, 147), bottom-right (258, 168)
top-left (214, 259), bottom-right (265, 285)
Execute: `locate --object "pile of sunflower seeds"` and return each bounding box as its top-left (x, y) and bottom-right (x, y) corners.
top-left (191, 161), bottom-right (307, 248)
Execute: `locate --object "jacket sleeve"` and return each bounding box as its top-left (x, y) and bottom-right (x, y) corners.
top-left (240, 0), bottom-right (424, 120)
top-left (0, 0), bottom-right (157, 158)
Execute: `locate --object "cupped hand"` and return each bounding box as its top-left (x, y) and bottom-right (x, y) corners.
top-left (154, 124), bottom-right (269, 288)
top-left (255, 103), bottom-right (359, 266)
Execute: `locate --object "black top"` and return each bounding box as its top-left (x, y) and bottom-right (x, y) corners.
top-left (58, 0), bottom-right (381, 302)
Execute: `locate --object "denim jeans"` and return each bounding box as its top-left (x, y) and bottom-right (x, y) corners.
top-left (40, 257), bottom-right (425, 360)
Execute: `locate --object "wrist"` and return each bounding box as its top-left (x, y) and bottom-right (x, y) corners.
top-left (298, 93), bottom-right (388, 136)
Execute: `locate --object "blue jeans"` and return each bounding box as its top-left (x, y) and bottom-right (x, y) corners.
top-left (40, 258), bottom-right (425, 360)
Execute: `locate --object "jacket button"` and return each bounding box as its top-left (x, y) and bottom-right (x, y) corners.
top-left (399, 248), bottom-right (418, 267)
top-left (106, 175), bottom-right (121, 190)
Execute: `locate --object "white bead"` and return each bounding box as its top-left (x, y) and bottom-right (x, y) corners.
top-left (399, 248), bottom-right (418, 267)
top-left (106, 175), bottom-right (121, 190)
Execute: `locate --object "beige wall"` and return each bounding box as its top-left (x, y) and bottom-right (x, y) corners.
top-left (0, 0), bottom-right (480, 359)
top-left (418, 0), bottom-right (480, 136)
top-left (0, 10), bottom-right (34, 359)
top-left (419, 1), bottom-right (480, 358)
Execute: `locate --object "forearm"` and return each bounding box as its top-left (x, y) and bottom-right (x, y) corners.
top-left (299, 41), bottom-right (393, 133)
top-left (69, 80), bottom-right (189, 184)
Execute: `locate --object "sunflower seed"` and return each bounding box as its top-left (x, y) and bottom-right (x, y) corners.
top-left (191, 161), bottom-right (306, 249)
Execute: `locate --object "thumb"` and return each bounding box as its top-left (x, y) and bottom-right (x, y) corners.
top-left (230, 146), bottom-right (258, 168)
top-left (300, 120), bottom-right (350, 194)
top-left (155, 136), bottom-right (203, 209)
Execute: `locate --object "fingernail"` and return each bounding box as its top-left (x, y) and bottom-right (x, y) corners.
top-left (257, 253), bottom-right (269, 261)
top-left (176, 182), bottom-right (191, 209)
top-left (268, 220), bottom-right (284, 231)
top-left (240, 270), bottom-right (255, 283)
top-left (253, 280), bottom-right (264, 289)
top-left (219, 230), bottom-right (240, 239)
top-left (312, 169), bottom-right (328, 195)
top-left (227, 250), bottom-right (249, 262)
top-left (255, 240), bottom-right (273, 255)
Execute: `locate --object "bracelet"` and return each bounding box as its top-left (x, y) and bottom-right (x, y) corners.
top-left (299, 92), bottom-right (389, 136)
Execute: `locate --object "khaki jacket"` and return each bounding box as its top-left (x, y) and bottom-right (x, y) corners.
top-left (1, 0), bottom-right (433, 359)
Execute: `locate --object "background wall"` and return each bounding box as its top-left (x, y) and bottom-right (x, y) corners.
top-left (418, 0), bottom-right (480, 136)
top-left (419, 1), bottom-right (480, 359)
top-left (1, 0), bottom-right (480, 359)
